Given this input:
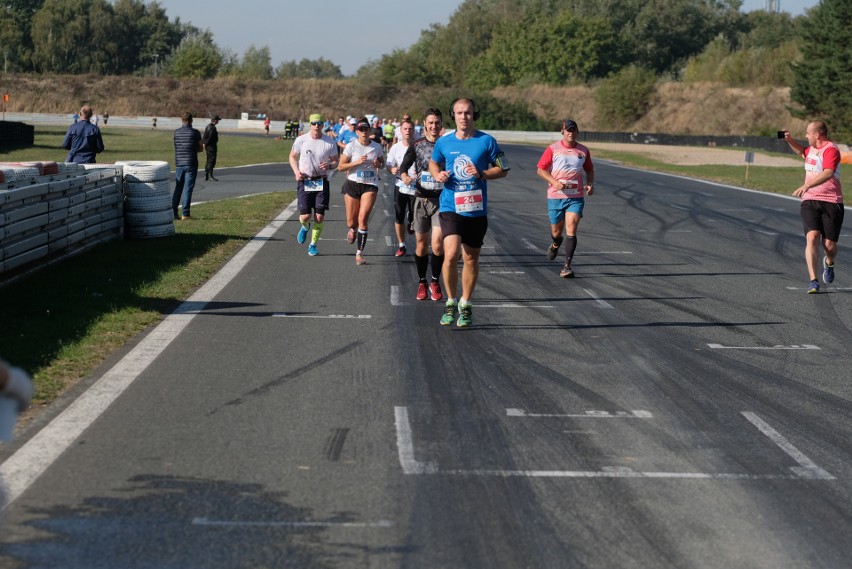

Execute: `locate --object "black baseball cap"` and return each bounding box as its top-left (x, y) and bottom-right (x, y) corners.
top-left (355, 117), bottom-right (371, 129)
top-left (561, 119), bottom-right (579, 131)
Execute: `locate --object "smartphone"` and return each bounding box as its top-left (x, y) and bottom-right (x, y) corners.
top-left (777, 130), bottom-right (786, 139)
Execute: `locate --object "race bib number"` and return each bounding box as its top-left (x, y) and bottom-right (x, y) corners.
top-left (454, 189), bottom-right (483, 213)
top-left (420, 172), bottom-right (443, 191)
top-left (398, 181), bottom-right (417, 195)
top-left (357, 169), bottom-right (377, 183)
top-left (557, 179), bottom-right (578, 194)
top-left (304, 179), bottom-right (324, 191)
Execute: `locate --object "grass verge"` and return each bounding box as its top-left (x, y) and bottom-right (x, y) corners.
top-left (2, 191), bottom-right (294, 406)
top-left (4, 126), bottom-right (293, 167)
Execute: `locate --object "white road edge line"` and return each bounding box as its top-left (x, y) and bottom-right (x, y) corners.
top-left (707, 344), bottom-right (819, 350)
top-left (0, 200), bottom-right (300, 509)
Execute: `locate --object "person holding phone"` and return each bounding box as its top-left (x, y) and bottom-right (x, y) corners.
top-left (780, 121), bottom-right (844, 294)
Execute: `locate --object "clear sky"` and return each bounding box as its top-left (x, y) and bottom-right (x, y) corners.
top-left (162, 0), bottom-right (820, 76)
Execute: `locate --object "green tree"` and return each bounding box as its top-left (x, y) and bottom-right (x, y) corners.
top-left (276, 57), bottom-right (343, 79)
top-left (166, 31), bottom-right (221, 78)
top-left (0, 0), bottom-right (44, 71)
top-left (790, 0), bottom-right (852, 141)
top-left (239, 45), bottom-right (272, 79)
top-left (30, 0), bottom-right (118, 73)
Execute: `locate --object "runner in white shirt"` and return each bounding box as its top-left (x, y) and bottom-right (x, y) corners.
top-left (386, 119), bottom-right (417, 257)
top-left (289, 113), bottom-right (339, 256)
top-left (338, 116), bottom-right (385, 266)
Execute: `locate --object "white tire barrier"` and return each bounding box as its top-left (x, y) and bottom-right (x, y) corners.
top-left (124, 209), bottom-right (175, 227)
top-left (125, 222), bottom-right (176, 239)
top-left (118, 161), bottom-right (175, 239)
top-left (116, 160), bottom-right (170, 183)
top-left (124, 195), bottom-right (173, 213)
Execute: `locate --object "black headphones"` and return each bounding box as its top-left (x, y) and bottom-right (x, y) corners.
top-left (448, 98), bottom-right (480, 122)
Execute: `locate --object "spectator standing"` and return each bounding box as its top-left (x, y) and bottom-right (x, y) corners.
top-left (62, 105), bottom-right (105, 164)
top-left (172, 112), bottom-right (203, 220)
top-left (264, 115), bottom-right (271, 136)
top-left (203, 115), bottom-right (221, 181)
top-left (782, 121), bottom-right (844, 293)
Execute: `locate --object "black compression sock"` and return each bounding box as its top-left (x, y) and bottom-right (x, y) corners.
top-left (564, 235), bottom-right (577, 265)
top-left (431, 254), bottom-right (444, 279)
top-left (415, 254), bottom-right (429, 280)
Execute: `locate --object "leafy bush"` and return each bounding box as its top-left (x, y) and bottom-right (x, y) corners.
top-left (594, 66), bottom-right (656, 130)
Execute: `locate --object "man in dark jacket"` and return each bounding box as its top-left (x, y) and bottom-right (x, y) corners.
top-left (203, 115), bottom-right (221, 181)
top-left (172, 112), bottom-right (203, 220)
top-left (62, 105), bottom-right (104, 163)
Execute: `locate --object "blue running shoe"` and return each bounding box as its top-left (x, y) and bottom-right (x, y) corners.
top-left (308, 243), bottom-right (318, 256)
top-left (297, 225), bottom-right (309, 244)
top-left (807, 280), bottom-right (820, 294)
top-left (823, 257), bottom-right (835, 284)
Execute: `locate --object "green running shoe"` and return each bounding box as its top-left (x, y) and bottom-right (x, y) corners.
top-left (440, 301), bottom-right (458, 326)
top-left (457, 303), bottom-right (473, 327)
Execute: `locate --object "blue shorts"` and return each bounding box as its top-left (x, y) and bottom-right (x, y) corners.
top-left (548, 198), bottom-right (584, 224)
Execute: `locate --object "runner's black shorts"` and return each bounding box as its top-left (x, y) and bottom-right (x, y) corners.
top-left (801, 200), bottom-right (844, 242)
top-left (343, 180), bottom-right (378, 199)
top-left (439, 211), bottom-right (488, 248)
top-left (297, 178), bottom-right (330, 215)
top-left (394, 186), bottom-right (415, 224)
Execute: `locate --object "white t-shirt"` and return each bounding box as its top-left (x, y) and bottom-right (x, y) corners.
top-left (292, 134), bottom-right (338, 177)
top-left (386, 141), bottom-right (416, 194)
top-left (344, 140), bottom-right (384, 185)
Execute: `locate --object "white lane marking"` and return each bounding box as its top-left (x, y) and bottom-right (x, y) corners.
top-left (490, 271), bottom-right (525, 274)
top-left (192, 517), bottom-right (393, 528)
top-left (741, 412), bottom-right (834, 479)
top-left (670, 204), bottom-right (691, 211)
top-left (575, 251), bottom-right (632, 255)
top-left (395, 406), bottom-right (833, 480)
top-left (786, 286), bottom-right (852, 291)
top-left (0, 200), bottom-right (301, 509)
top-left (476, 303), bottom-right (553, 308)
top-left (507, 409), bottom-right (652, 418)
top-left (272, 313), bottom-right (371, 319)
top-left (522, 238), bottom-right (540, 251)
top-left (583, 288), bottom-right (613, 309)
top-left (637, 229), bottom-right (692, 233)
top-left (707, 344), bottom-right (819, 350)
top-left (394, 406), bottom-right (437, 475)
top-left (390, 285), bottom-right (406, 306)
top-left (383, 209), bottom-right (391, 217)
top-left (385, 235), bottom-right (393, 247)
top-left (751, 229), bottom-right (778, 236)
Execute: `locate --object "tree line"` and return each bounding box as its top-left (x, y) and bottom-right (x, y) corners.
top-left (1, 0), bottom-right (848, 138)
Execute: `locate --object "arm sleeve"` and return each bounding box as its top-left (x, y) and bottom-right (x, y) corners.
top-left (536, 146), bottom-right (554, 171)
top-left (399, 145), bottom-right (416, 173)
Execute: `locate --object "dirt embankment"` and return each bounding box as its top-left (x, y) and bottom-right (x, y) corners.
top-left (3, 74), bottom-right (808, 137)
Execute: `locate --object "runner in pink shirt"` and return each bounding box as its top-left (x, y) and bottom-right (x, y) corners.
top-left (781, 120), bottom-right (844, 293)
top-left (536, 119), bottom-right (595, 278)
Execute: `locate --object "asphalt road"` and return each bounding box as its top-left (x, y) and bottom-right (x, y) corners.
top-left (1, 144), bottom-right (850, 568)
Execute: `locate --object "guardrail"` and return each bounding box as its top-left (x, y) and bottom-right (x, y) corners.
top-left (0, 165), bottom-right (123, 280)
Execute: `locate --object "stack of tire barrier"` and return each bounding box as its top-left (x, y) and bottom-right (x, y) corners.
top-left (0, 162), bottom-right (123, 277)
top-left (116, 161), bottom-right (175, 239)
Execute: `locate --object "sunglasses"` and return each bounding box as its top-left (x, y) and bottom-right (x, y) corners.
top-left (310, 121), bottom-right (323, 126)
top-left (356, 126), bottom-right (370, 132)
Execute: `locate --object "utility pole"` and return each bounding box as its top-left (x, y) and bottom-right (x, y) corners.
top-left (154, 54), bottom-right (159, 77)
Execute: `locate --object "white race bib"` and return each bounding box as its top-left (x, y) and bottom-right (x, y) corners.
top-left (454, 189), bottom-right (484, 213)
top-left (357, 169), bottom-right (377, 183)
top-left (420, 172), bottom-right (443, 191)
top-left (557, 179), bottom-right (578, 193)
top-left (304, 179), bottom-right (324, 192)
top-left (398, 181), bottom-right (417, 195)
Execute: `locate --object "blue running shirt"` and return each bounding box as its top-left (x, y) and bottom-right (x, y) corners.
top-left (432, 131), bottom-right (504, 217)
